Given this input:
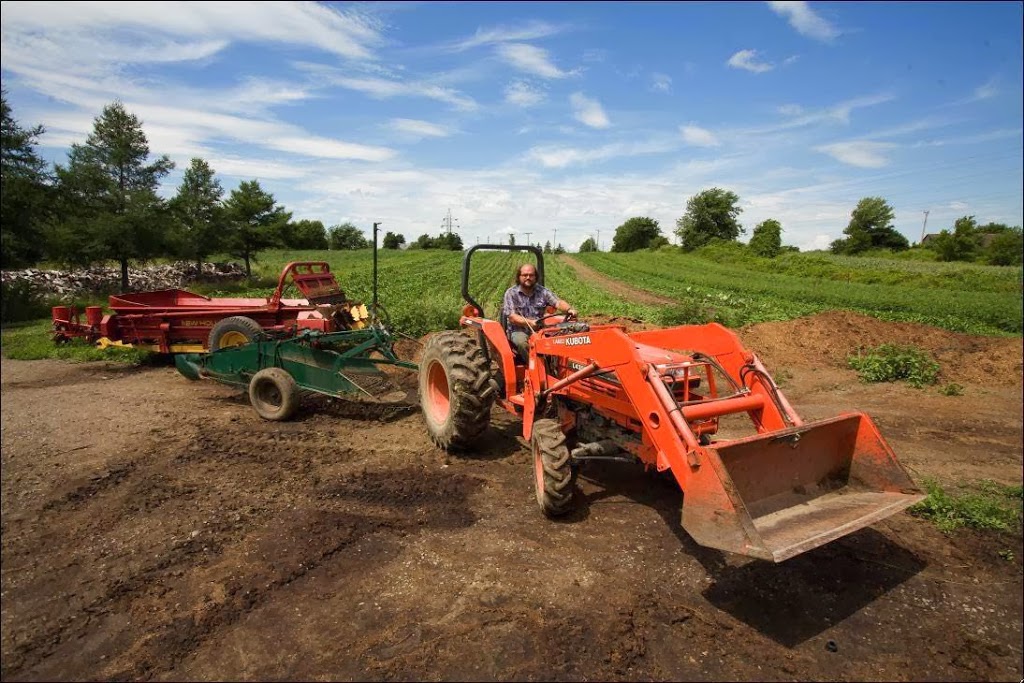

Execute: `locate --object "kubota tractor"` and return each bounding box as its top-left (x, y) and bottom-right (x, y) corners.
top-left (419, 245), bottom-right (925, 562)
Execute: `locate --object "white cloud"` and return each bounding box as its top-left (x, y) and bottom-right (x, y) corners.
top-left (324, 75), bottom-right (478, 111)
top-left (0, 1), bottom-right (383, 69)
top-left (815, 141), bottom-right (896, 168)
top-left (526, 139), bottom-right (673, 168)
top-left (389, 118), bottom-right (452, 138)
top-left (767, 1), bottom-right (840, 42)
top-left (497, 43), bottom-right (576, 79)
top-left (446, 20), bottom-right (563, 51)
top-left (570, 92), bottom-right (610, 129)
top-left (680, 125), bottom-right (720, 147)
top-left (777, 103), bottom-right (804, 116)
top-left (650, 73), bottom-right (673, 93)
top-left (504, 81), bottom-right (546, 107)
top-left (948, 201), bottom-right (969, 211)
top-left (974, 78), bottom-right (999, 101)
top-left (727, 49), bottom-right (774, 73)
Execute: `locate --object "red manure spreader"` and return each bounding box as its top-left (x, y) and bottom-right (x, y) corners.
top-left (51, 261), bottom-right (373, 353)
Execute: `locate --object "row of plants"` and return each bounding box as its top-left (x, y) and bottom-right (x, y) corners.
top-left (576, 249), bottom-right (1022, 335)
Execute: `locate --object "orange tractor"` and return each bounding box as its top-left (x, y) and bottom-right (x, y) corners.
top-left (419, 245), bottom-right (925, 562)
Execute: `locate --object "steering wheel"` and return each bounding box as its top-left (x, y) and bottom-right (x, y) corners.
top-left (535, 310), bottom-right (577, 329)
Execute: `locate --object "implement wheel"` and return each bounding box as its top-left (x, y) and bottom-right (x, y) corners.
top-left (209, 316), bottom-right (263, 351)
top-left (249, 367), bottom-right (300, 421)
top-left (419, 331), bottom-right (495, 450)
top-left (532, 418), bottom-right (576, 517)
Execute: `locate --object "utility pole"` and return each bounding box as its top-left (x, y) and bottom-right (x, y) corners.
top-left (596, 229), bottom-right (601, 251)
top-left (552, 227), bottom-right (557, 250)
top-left (524, 231), bottom-right (532, 246)
top-left (920, 210), bottom-right (930, 242)
top-left (441, 208), bottom-right (459, 235)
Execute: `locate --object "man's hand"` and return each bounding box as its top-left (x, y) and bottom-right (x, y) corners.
top-left (565, 307), bottom-right (578, 320)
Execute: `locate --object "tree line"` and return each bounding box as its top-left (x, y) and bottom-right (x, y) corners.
top-left (591, 188), bottom-right (1021, 266)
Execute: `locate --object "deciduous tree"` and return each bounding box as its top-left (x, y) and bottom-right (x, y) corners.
top-left (675, 188), bottom-right (743, 251)
top-left (612, 216), bottom-right (663, 252)
top-left (328, 222), bottom-right (369, 251)
top-left (749, 218), bottom-right (783, 257)
top-left (830, 197), bottom-right (908, 255)
top-left (382, 231), bottom-right (406, 249)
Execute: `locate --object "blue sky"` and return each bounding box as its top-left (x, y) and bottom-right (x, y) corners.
top-left (2, 1), bottom-right (1021, 251)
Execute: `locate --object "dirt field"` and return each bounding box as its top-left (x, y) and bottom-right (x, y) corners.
top-left (2, 311), bottom-right (1022, 681)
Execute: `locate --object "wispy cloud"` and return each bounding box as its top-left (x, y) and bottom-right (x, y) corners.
top-left (0, 1), bottom-right (384, 70)
top-left (570, 92), bottom-right (610, 128)
top-left (680, 125), bottom-right (720, 147)
top-left (388, 118), bottom-right (453, 138)
top-left (973, 77), bottom-right (999, 101)
top-left (527, 139), bottom-right (674, 168)
top-left (767, 1), bottom-right (839, 42)
top-left (650, 73), bottom-right (672, 93)
top-left (321, 74), bottom-right (478, 111)
top-left (504, 81), bottom-right (546, 107)
top-left (727, 49), bottom-right (774, 73)
top-left (816, 141), bottom-right (896, 168)
top-left (446, 20), bottom-right (564, 51)
top-left (496, 43), bottom-right (577, 79)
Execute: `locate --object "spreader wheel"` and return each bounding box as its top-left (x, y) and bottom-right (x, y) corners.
top-left (532, 418), bottom-right (576, 517)
top-left (248, 367), bottom-right (300, 421)
top-left (209, 316), bottom-right (263, 351)
top-left (418, 331), bottom-right (495, 451)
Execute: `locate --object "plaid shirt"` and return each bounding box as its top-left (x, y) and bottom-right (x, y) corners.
top-left (502, 284), bottom-right (560, 335)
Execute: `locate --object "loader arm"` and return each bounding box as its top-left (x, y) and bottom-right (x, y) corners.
top-left (529, 323), bottom-right (925, 562)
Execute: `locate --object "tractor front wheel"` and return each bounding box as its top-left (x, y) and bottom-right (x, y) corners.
top-left (419, 331), bottom-right (495, 450)
top-left (249, 367), bottom-right (300, 421)
top-left (209, 316), bottom-right (263, 351)
top-left (532, 418), bottom-right (576, 517)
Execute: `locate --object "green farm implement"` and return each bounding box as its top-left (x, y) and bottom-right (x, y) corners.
top-left (176, 322), bottom-right (417, 420)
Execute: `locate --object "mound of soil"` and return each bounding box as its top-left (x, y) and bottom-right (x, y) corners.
top-left (740, 310), bottom-right (1023, 387)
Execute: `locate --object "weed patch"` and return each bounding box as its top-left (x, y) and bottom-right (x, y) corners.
top-left (847, 344), bottom-right (939, 388)
top-left (911, 479), bottom-right (1023, 532)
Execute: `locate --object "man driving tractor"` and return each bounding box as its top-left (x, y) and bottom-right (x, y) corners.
top-left (502, 263), bottom-right (577, 361)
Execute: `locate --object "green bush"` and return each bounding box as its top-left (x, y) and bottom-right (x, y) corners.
top-left (847, 344), bottom-right (939, 388)
top-left (654, 301), bottom-right (713, 326)
top-left (911, 479), bottom-right (1023, 532)
top-left (1, 280), bottom-right (54, 323)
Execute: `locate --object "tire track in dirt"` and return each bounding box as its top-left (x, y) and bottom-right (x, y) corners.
top-left (560, 255), bottom-right (675, 307)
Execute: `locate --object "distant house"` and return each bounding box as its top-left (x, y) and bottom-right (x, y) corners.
top-left (920, 233), bottom-right (940, 246)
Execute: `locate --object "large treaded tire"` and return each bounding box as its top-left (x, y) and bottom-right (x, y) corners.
top-left (532, 418), bottom-right (576, 517)
top-left (248, 367), bottom-right (300, 421)
top-left (209, 315), bottom-right (263, 351)
top-left (419, 331), bottom-right (496, 451)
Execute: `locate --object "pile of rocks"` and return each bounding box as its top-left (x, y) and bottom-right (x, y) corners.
top-left (0, 262), bottom-right (246, 298)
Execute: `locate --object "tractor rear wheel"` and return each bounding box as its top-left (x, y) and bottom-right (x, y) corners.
top-left (419, 331), bottom-right (495, 450)
top-left (532, 418), bottom-right (576, 517)
top-left (249, 367), bottom-right (300, 421)
top-left (209, 316), bottom-right (263, 351)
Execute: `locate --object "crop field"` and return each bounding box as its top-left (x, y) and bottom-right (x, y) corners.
top-left (238, 247), bottom-right (1022, 337)
top-left (575, 247), bottom-right (1023, 335)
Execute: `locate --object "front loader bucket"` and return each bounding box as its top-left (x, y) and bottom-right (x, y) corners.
top-left (681, 413), bottom-right (925, 562)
